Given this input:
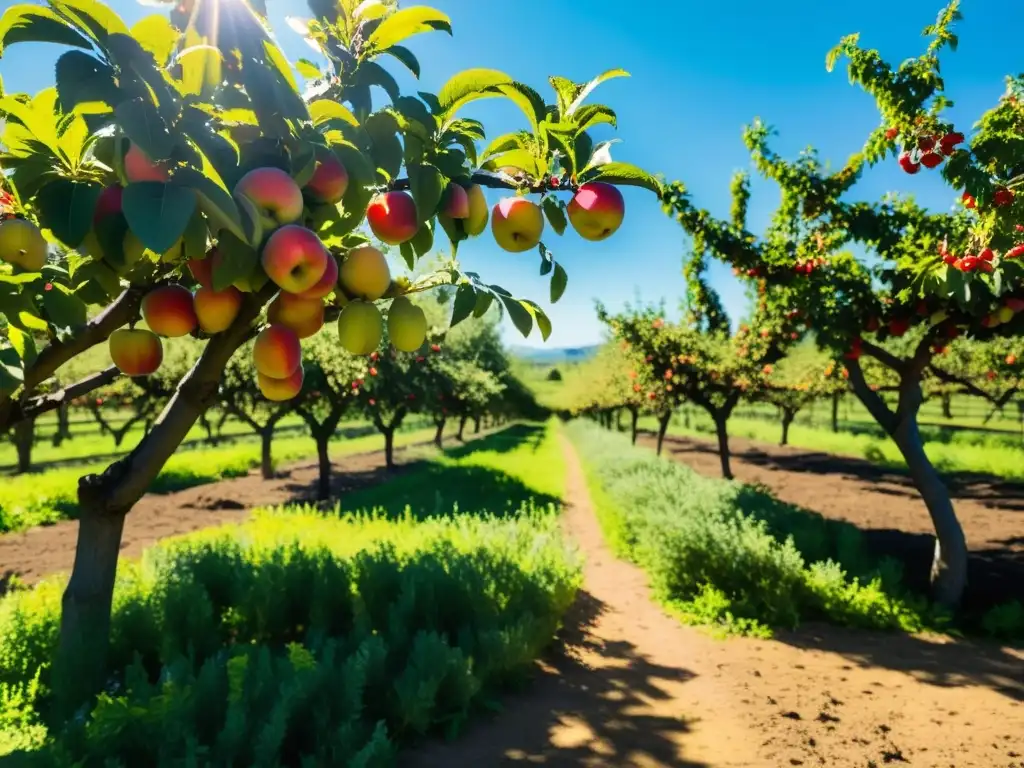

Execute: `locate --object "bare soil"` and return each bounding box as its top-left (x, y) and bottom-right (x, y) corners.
top-left (0, 441), bottom-right (432, 592)
top-left (642, 432), bottom-right (1024, 612)
top-left (407, 435), bottom-right (1024, 767)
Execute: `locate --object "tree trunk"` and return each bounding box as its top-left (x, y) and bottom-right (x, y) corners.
top-left (780, 408), bottom-right (795, 446)
top-left (260, 428), bottom-right (274, 479)
top-left (683, 407), bottom-right (691, 429)
top-left (891, 402), bottom-right (968, 608)
top-left (434, 417), bottom-right (446, 448)
top-left (630, 407), bottom-right (639, 445)
top-left (383, 427), bottom-right (395, 469)
top-left (316, 434), bottom-right (331, 501)
top-left (941, 392), bottom-right (953, 420)
top-left (831, 392), bottom-right (840, 433)
top-left (52, 505), bottom-right (127, 718)
top-left (457, 414), bottom-right (467, 441)
top-left (714, 414), bottom-right (733, 479)
top-left (52, 402), bottom-right (71, 447)
top-left (616, 409), bottom-right (623, 431)
top-left (13, 416), bottom-right (34, 474)
top-left (655, 412), bottom-right (671, 456)
top-left (473, 415), bottom-right (481, 434)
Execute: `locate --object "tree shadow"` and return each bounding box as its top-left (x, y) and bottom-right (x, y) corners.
top-left (443, 423), bottom-right (548, 460)
top-left (401, 589), bottom-right (708, 767)
top-left (776, 621), bottom-right (1024, 703)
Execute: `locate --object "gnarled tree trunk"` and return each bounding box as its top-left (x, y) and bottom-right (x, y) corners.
top-left (655, 411), bottom-right (671, 456)
top-left (714, 413), bottom-right (732, 479)
top-left (780, 407), bottom-right (796, 446)
top-left (13, 416), bottom-right (34, 474)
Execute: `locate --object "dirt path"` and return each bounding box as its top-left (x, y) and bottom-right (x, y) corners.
top-left (0, 440), bottom-right (434, 590)
top-left (406, 435), bottom-right (1024, 767)
top-left (641, 432), bottom-right (1024, 611)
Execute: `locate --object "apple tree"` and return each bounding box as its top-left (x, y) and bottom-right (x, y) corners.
top-left (0, 0), bottom-right (659, 708)
top-left (661, 0), bottom-right (1023, 608)
top-left (927, 336), bottom-right (1022, 424)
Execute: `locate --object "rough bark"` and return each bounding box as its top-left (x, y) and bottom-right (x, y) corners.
top-left (655, 412), bottom-right (671, 456)
top-left (630, 406), bottom-right (639, 445)
top-left (52, 402), bottom-right (71, 447)
top-left (714, 413), bottom-right (733, 479)
top-left (780, 407), bottom-right (795, 446)
top-left (260, 428), bottom-right (274, 479)
top-left (13, 416), bottom-right (34, 474)
top-left (55, 290), bottom-right (266, 714)
top-left (316, 434), bottom-right (331, 501)
top-left (457, 414), bottom-right (467, 441)
top-left (848, 354), bottom-right (968, 608)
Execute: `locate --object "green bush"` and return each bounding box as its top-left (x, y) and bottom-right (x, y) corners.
top-left (0, 421), bottom-right (579, 764)
top-left (567, 420), bottom-right (935, 637)
top-left (0, 504), bottom-right (579, 764)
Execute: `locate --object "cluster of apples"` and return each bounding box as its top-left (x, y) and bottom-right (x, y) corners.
top-left (107, 152), bottom-right (428, 401)
top-left (364, 178), bottom-right (627, 253)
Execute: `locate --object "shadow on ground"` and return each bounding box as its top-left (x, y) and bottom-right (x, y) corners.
top-left (778, 621), bottom-right (1024, 703)
top-left (402, 589), bottom-right (707, 768)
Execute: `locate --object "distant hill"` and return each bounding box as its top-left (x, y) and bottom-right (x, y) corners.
top-left (509, 345), bottom-right (600, 365)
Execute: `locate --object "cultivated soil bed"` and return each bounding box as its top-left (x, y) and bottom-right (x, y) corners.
top-left (642, 431), bottom-right (1024, 613)
top-left (0, 440), bottom-right (434, 593)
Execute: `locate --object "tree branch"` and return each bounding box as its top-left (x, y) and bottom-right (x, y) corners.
top-left (13, 366), bottom-right (120, 424)
top-left (78, 288), bottom-right (272, 517)
top-left (860, 338), bottom-right (906, 373)
top-left (846, 357), bottom-right (898, 434)
top-left (0, 287), bottom-right (145, 432)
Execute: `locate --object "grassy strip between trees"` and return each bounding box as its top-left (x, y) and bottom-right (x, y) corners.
top-left (0, 423), bottom-right (578, 764)
top-left (648, 412), bottom-right (1024, 482)
top-left (0, 424), bottom-right (438, 534)
top-left (566, 421), bottom-right (1024, 642)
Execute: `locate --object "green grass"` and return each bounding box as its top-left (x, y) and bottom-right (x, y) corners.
top-left (642, 408), bottom-right (1024, 482)
top-left (0, 422), bottom-right (579, 764)
top-left (0, 426), bottom-right (439, 534)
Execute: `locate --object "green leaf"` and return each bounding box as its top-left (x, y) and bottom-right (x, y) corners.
top-left (131, 14), bottom-right (179, 67)
top-left (573, 104), bottom-right (618, 132)
top-left (582, 162), bottom-right (661, 194)
top-left (386, 45), bottom-right (420, 78)
top-left (493, 82), bottom-right (545, 134)
top-left (399, 242), bottom-right (415, 270)
top-left (0, 5), bottom-right (92, 54)
top-left (0, 95), bottom-right (60, 155)
top-left (542, 196), bottom-right (567, 236)
top-left (538, 243), bottom-right (553, 276)
top-left (364, 111), bottom-right (403, 182)
top-left (7, 324), bottom-right (37, 367)
top-left (2, 293), bottom-right (48, 332)
top-left (182, 210), bottom-right (209, 261)
top-left (472, 290), bottom-right (493, 318)
top-left (262, 38), bottom-right (299, 94)
top-left (115, 97), bottom-right (174, 161)
top-left (50, 0), bottom-right (130, 43)
top-left (212, 230), bottom-right (258, 291)
top-left (174, 167), bottom-right (246, 244)
top-left (357, 61), bottom-right (400, 105)
top-left (450, 282), bottom-right (475, 327)
top-left (481, 149), bottom-right (540, 178)
top-left (566, 69), bottom-right (629, 116)
top-left (55, 51), bottom-right (118, 114)
top-left (532, 304), bottom-right (552, 341)
top-left (295, 58), bottom-right (320, 79)
top-left (310, 100), bottom-right (360, 129)
top-left (410, 220), bottom-right (433, 257)
top-left (500, 295), bottom-right (533, 338)
top-left (42, 282), bottom-right (88, 329)
top-left (438, 68), bottom-right (514, 115)
top-left (480, 132), bottom-right (527, 163)
top-left (122, 182), bottom-right (198, 254)
top-left (550, 262), bottom-right (568, 303)
top-left (331, 142), bottom-right (376, 234)
top-left (34, 179), bottom-right (102, 248)
top-left (177, 44), bottom-right (223, 97)
top-left (366, 7), bottom-right (452, 53)
top-left (408, 163), bottom-right (444, 222)
top-left (71, 260), bottom-right (121, 300)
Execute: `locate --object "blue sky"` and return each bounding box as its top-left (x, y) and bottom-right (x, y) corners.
top-left (5, 0), bottom-right (1023, 348)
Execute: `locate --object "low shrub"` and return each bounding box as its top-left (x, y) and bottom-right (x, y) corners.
top-left (0, 506), bottom-right (579, 763)
top-left (567, 420), bottom-right (935, 637)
